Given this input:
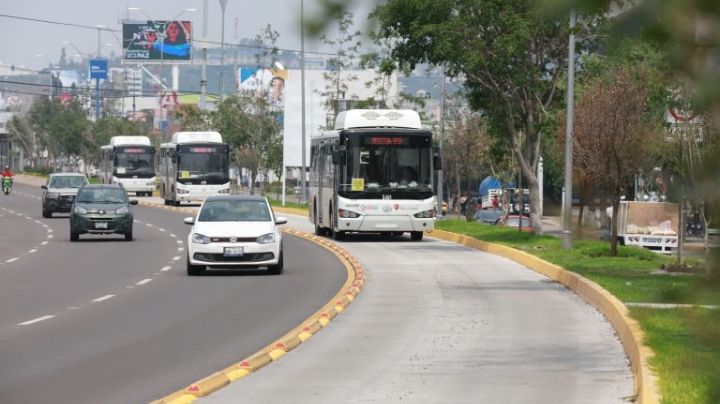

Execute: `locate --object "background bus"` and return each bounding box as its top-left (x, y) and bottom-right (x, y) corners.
top-left (158, 131), bottom-right (230, 205)
top-left (309, 109), bottom-right (438, 241)
top-left (100, 136), bottom-right (156, 196)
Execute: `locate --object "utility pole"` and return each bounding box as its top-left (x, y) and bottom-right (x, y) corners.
top-left (218, 0), bottom-right (229, 103)
top-left (562, 9), bottom-right (576, 249)
top-left (200, 0), bottom-right (208, 110)
top-left (300, 0), bottom-right (307, 204)
top-left (437, 73), bottom-right (446, 218)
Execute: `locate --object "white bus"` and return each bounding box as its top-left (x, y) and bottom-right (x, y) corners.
top-left (309, 109), bottom-right (439, 241)
top-left (159, 131), bottom-right (231, 205)
top-left (100, 136), bottom-right (157, 196)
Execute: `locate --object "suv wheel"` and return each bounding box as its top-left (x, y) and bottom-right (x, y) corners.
top-left (186, 255), bottom-right (205, 276)
top-left (124, 229), bottom-right (133, 241)
top-left (42, 207), bottom-right (51, 218)
top-left (70, 231), bottom-right (79, 242)
top-left (411, 231), bottom-right (424, 241)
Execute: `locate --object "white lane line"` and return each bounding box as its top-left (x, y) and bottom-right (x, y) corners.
top-left (169, 233), bottom-right (177, 238)
top-left (176, 240), bottom-right (183, 244)
top-left (6, 257), bottom-right (19, 263)
top-left (47, 235), bottom-right (53, 239)
top-left (92, 294), bottom-right (115, 303)
top-left (145, 223), bottom-right (154, 228)
top-left (16, 213), bottom-right (23, 216)
top-left (28, 249), bottom-right (38, 254)
top-left (41, 241), bottom-right (49, 246)
top-left (135, 219), bottom-right (143, 224)
top-left (136, 278), bottom-right (153, 286)
top-left (161, 266), bottom-right (172, 272)
top-left (35, 220), bottom-right (41, 224)
top-left (177, 247), bottom-right (184, 252)
top-left (18, 315), bottom-right (55, 326)
top-left (172, 256), bottom-right (180, 261)
top-left (47, 229), bottom-right (53, 233)
top-left (158, 228), bottom-right (166, 232)
top-left (25, 216), bottom-right (32, 220)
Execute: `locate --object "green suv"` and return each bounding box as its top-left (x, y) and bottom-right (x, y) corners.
top-left (70, 184), bottom-right (138, 241)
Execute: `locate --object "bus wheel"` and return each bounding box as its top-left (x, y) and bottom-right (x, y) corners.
top-left (411, 231), bottom-right (424, 241)
top-left (314, 206), bottom-right (324, 236)
top-left (330, 211), bottom-right (345, 241)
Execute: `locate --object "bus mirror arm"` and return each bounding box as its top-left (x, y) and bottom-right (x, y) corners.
top-left (332, 150), bottom-right (346, 165)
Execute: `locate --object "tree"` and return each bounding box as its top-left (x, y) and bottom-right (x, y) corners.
top-left (6, 115), bottom-right (38, 168)
top-left (176, 104), bottom-right (213, 131)
top-left (373, 0), bottom-right (600, 234)
top-left (564, 70), bottom-right (659, 256)
top-left (318, 10), bottom-right (362, 121)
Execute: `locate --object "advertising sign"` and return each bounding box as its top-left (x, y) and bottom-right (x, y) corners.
top-left (89, 59), bottom-right (108, 80)
top-left (123, 20), bottom-right (192, 62)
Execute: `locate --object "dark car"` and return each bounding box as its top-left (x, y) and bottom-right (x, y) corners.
top-left (70, 184), bottom-right (138, 241)
top-left (42, 173), bottom-right (89, 218)
top-left (475, 209), bottom-right (503, 225)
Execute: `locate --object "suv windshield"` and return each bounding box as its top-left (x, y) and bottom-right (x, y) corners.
top-left (198, 200), bottom-right (271, 222)
top-left (76, 188), bottom-right (127, 204)
top-left (50, 176), bottom-right (87, 188)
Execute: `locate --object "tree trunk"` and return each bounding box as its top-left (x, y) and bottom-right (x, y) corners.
top-left (610, 199), bottom-right (620, 257)
top-left (249, 169), bottom-right (257, 195)
top-left (525, 174), bottom-right (543, 235)
top-left (577, 203), bottom-right (585, 236)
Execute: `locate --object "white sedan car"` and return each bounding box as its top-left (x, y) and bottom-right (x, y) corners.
top-left (184, 195), bottom-right (287, 276)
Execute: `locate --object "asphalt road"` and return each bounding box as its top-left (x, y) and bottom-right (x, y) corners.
top-left (0, 181), bottom-right (347, 404)
top-left (207, 215), bottom-right (634, 403)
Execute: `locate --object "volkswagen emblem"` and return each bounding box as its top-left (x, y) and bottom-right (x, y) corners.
top-left (229, 236), bottom-right (237, 243)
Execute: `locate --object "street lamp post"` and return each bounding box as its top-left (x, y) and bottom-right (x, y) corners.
top-left (301, 0), bottom-right (307, 204)
top-left (200, 0), bottom-right (209, 110)
top-left (218, 0), bottom-right (230, 104)
top-left (562, 9), bottom-right (576, 249)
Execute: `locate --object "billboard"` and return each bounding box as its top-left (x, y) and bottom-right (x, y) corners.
top-left (123, 20), bottom-right (192, 62)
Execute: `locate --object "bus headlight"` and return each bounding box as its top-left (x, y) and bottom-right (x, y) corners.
top-left (256, 233), bottom-right (276, 244)
top-left (414, 209), bottom-right (435, 218)
top-left (338, 209), bottom-right (360, 218)
top-left (218, 189), bottom-right (230, 194)
top-left (192, 233), bottom-right (210, 244)
top-left (177, 188), bottom-right (190, 194)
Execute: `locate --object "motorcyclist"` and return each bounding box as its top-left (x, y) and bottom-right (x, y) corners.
top-left (1, 166), bottom-right (12, 180)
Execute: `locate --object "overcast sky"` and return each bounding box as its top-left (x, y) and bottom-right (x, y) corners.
top-left (0, 0), bottom-right (377, 70)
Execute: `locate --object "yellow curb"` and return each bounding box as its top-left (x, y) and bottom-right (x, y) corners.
top-left (151, 223), bottom-right (364, 403)
top-left (164, 394), bottom-right (197, 404)
top-left (429, 229), bottom-right (661, 404)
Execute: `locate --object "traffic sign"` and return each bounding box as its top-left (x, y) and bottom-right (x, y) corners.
top-left (89, 59), bottom-right (108, 80)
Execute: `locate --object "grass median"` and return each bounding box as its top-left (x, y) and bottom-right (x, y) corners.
top-left (435, 218), bottom-right (720, 403)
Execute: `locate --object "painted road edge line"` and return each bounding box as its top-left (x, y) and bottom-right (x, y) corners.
top-left (427, 229), bottom-right (660, 404)
top-left (150, 228), bottom-right (364, 404)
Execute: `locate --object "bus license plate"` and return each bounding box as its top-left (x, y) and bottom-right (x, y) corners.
top-left (224, 247), bottom-right (244, 257)
top-left (95, 222), bottom-right (108, 229)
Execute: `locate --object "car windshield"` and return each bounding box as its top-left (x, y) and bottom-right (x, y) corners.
top-left (198, 200), bottom-right (271, 222)
top-left (76, 188), bottom-right (127, 204)
top-left (50, 176), bottom-right (87, 188)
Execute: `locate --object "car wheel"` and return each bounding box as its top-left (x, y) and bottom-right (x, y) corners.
top-left (186, 255), bottom-right (205, 276)
top-left (411, 231), bottom-right (424, 241)
top-left (70, 231), bottom-right (79, 242)
top-left (42, 207), bottom-right (51, 218)
top-left (268, 249), bottom-right (283, 275)
top-left (124, 229), bottom-right (133, 241)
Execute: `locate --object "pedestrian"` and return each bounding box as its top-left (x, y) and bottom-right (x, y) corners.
top-left (492, 194), bottom-right (500, 210)
top-left (460, 194), bottom-right (468, 216)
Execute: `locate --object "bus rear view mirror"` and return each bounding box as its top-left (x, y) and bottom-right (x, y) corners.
top-left (332, 150), bottom-right (346, 165)
top-left (360, 151), bottom-right (370, 165)
top-left (433, 155), bottom-right (442, 170)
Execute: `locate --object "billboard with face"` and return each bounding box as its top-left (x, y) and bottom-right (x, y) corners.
top-left (123, 21), bottom-right (192, 62)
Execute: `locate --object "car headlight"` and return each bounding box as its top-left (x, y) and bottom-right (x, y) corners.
top-left (256, 233), bottom-right (276, 244)
top-left (192, 233), bottom-right (210, 244)
top-left (414, 209), bottom-right (435, 218)
top-left (218, 188), bottom-right (230, 194)
top-left (116, 206), bottom-right (129, 215)
top-left (338, 208), bottom-right (360, 218)
top-left (47, 192), bottom-right (60, 199)
top-left (75, 206), bottom-right (87, 214)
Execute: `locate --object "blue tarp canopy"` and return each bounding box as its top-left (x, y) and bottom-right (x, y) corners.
top-left (478, 176), bottom-right (502, 196)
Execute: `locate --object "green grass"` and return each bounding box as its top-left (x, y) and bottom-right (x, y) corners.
top-left (632, 308), bottom-right (720, 404)
top-left (437, 218), bottom-right (720, 403)
top-left (267, 197), bottom-right (308, 212)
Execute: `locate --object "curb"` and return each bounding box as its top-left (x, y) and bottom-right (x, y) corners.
top-left (428, 229), bottom-right (660, 404)
top-left (146, 213), bottom-right (365, 403)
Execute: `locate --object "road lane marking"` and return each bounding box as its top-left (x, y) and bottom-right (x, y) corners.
top-left (41, 241), bottom-right (49, 245)
top-left (47, 229), bottom-right (53, 233)
top-left (161, 266), bottom-right (172, 272)
top-left (169, 233), bottom-right (177, 238)
top-left (172, 256), bottom-right (180, 261)
top-left (28, 249), bottom-right (38, 253)
top-left (18, 315), bottom-right (55, 326)
top-left (47, 235), bottom-right (53, 239)
top-left (136, 279), bottom-right (152, 286)
top-left (158, 228), bottom-right (166, 232)
top-left (92, 294), bottom-right (115, 303)
top-left (176, 240), bottom-right (183, 244)
top-left (35, 220), bottom-right (41, 224)
top-left (145, 223), bottom-right (154, 228)
top-left (177, 247), bottom-right (184, 252)
top-left (6, 258), bottom-right (18, 263)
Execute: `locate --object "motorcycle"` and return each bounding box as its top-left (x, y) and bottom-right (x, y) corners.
top-left (2, 176), bottom-right (11, 195)
top-left (686, 216), bottom-right (705, 238)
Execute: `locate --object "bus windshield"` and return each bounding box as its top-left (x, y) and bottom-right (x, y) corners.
top-left (114, 146), bottom-right (155, 178)
top-left (341, 132), bottom-right (432, 199)
top-left (177, 144), bottom-right (229, 184)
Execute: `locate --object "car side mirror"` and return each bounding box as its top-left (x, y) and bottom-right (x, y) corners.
top-left (41, 185), bottom-right (47, 190)
top-left (275, 217), bottom-right (288, 225)
top-left (129, 200), bottom-right (139, 205)
top-left (184, 217), bottom-right (195, 225)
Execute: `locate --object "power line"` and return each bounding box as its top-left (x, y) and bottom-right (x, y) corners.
top-left (0, 78), bottom-right (222, 99)
top-left (0, 13), bottom-right (336, 57)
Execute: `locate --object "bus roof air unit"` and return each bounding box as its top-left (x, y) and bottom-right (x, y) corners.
top-left (334, 109), bottom-right (422, 130)
top-left (109, 136), bottom-right (152, 147)
top-left (171, 131), bottom-right (223, 144)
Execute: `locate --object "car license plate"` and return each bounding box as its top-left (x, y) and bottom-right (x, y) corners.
top-left (95, 222), bottom-right (108, 229)
top-left (224, 247), bottom-right (244, 257)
